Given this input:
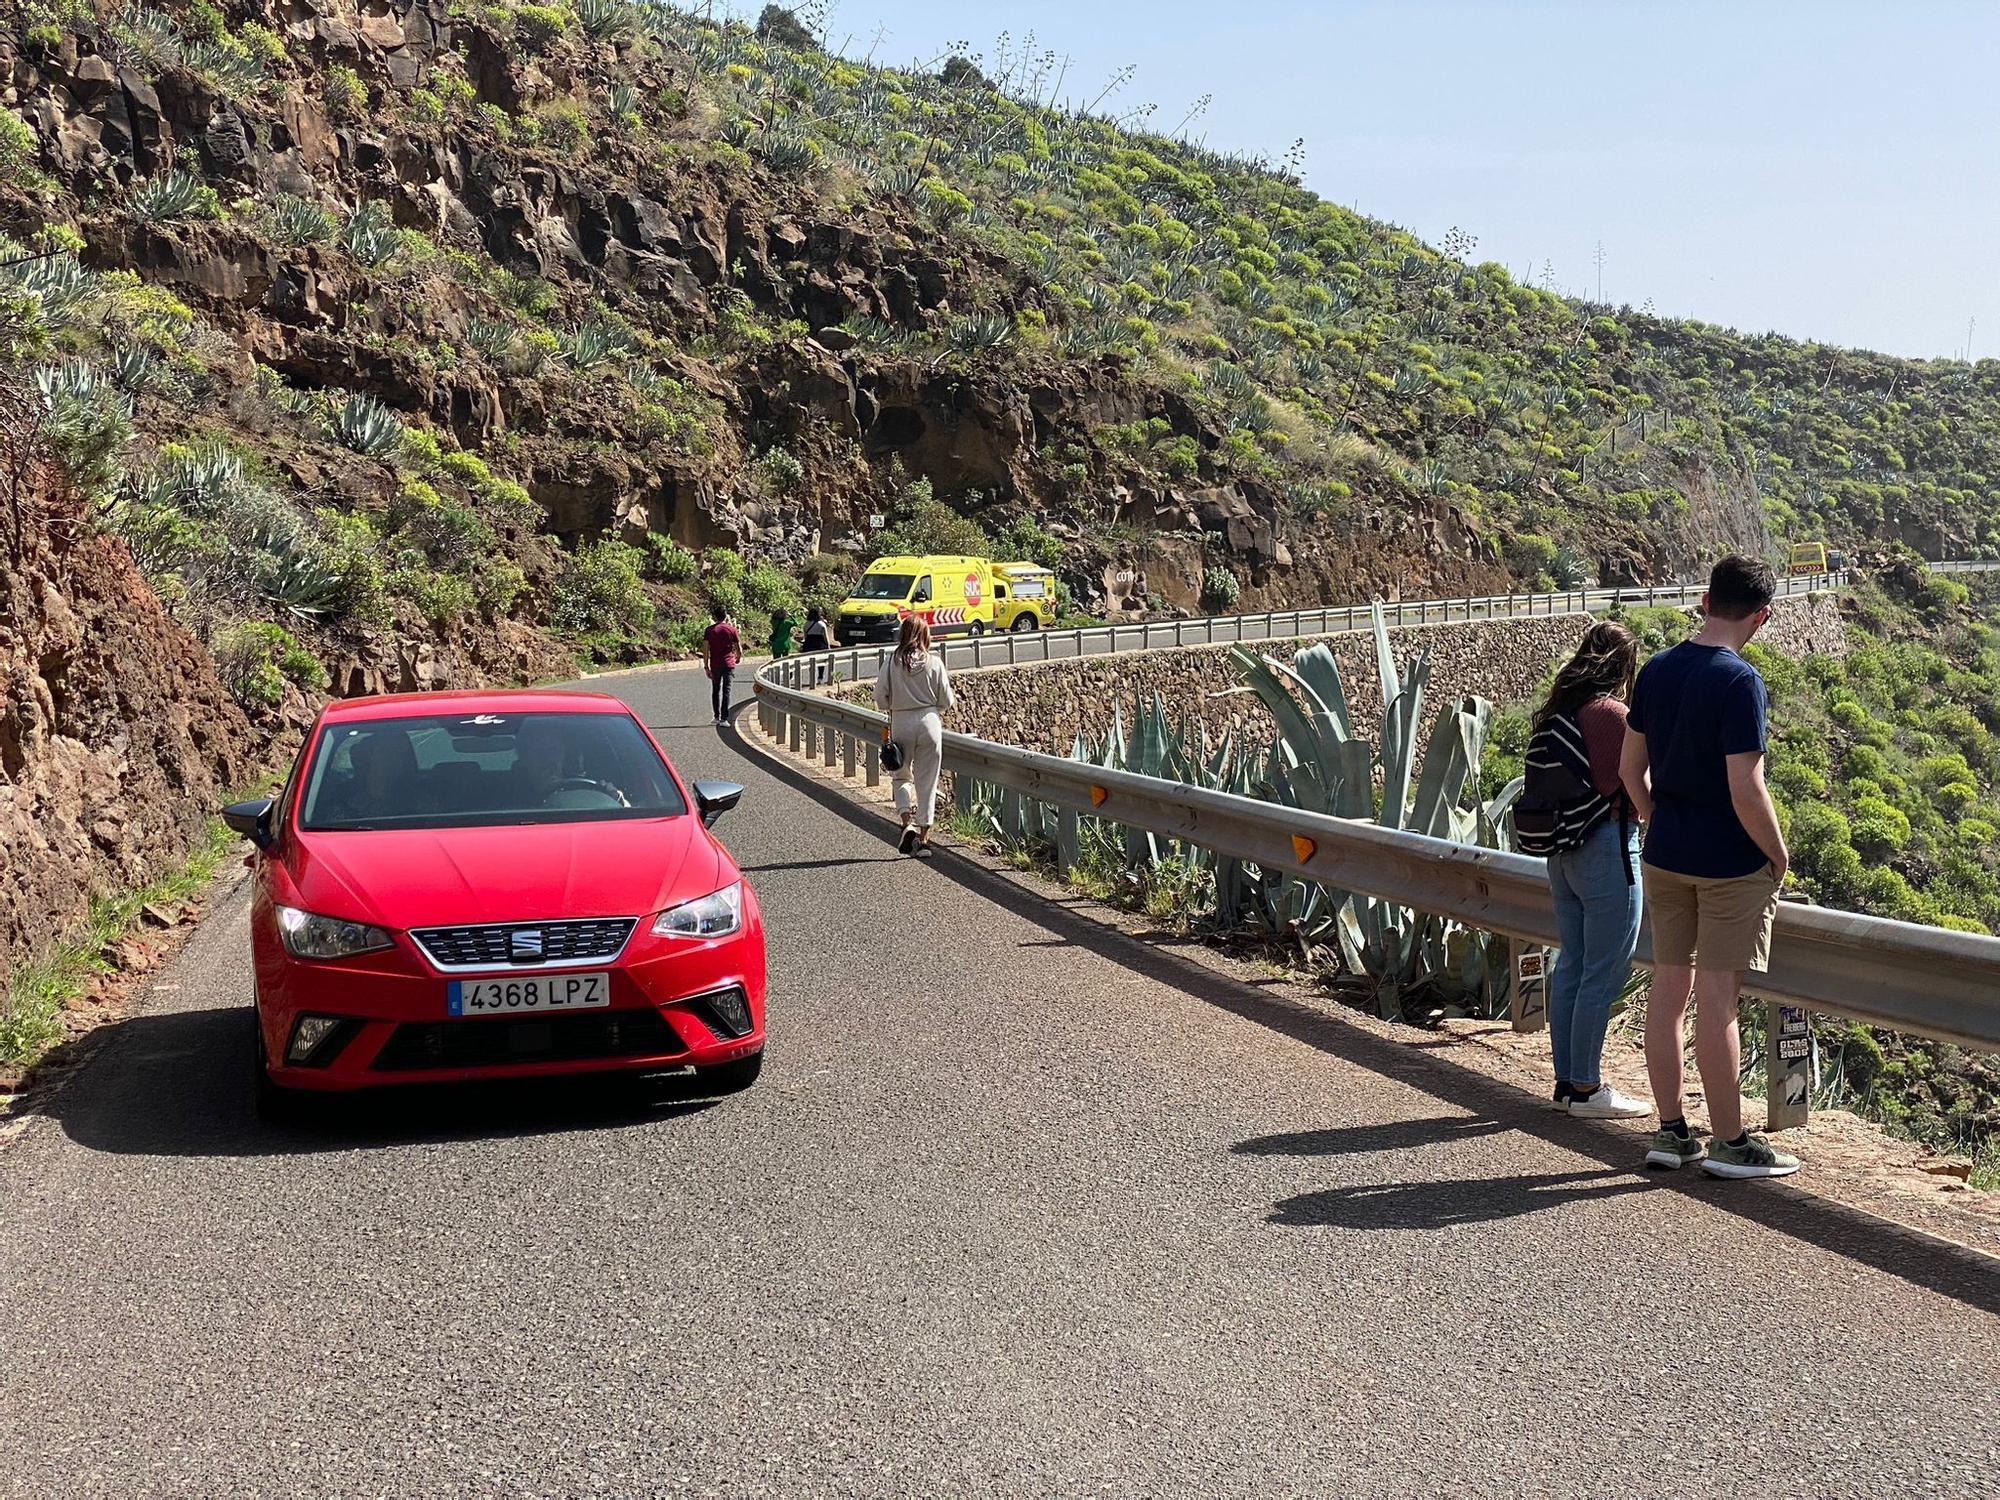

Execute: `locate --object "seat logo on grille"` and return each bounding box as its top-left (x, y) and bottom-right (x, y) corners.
top-left (510, 929), bottom-right (545, 961)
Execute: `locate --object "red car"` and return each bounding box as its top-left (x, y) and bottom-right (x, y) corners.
top-left (224, 690), bottom-right (765, 1115)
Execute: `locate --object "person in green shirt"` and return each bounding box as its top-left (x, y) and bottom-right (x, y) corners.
top-left (768, 607), bottom-right (796, 659)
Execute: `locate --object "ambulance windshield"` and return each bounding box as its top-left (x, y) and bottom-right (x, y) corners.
top-left (852, 573), bottom-right (916, 601)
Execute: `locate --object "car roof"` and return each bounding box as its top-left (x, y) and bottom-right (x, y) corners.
top-left (318, 689), bottom-right (634, 724)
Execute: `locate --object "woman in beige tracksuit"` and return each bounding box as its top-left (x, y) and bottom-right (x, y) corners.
top-left (874, 616), bottom-right (956, 857)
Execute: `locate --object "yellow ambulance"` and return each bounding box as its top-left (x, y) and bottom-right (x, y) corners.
top-left (835, 555), bottom-right (1055, 644)
top-left (992, 562), bottom-right (1056, 632)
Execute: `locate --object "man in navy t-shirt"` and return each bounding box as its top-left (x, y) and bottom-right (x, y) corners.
top-left (1620, 555), bottom-right (1799, 1181)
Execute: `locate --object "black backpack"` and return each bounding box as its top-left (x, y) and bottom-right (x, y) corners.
top-left (1514, 709), bottom-right (1631, 881)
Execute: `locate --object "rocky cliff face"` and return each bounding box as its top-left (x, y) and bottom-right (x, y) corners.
top-left (0, 394), bottom-right (256, 974)
top-left (0, 0), bottom-right (1508, 700)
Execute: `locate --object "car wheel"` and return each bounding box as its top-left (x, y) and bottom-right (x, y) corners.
top-left (696, 1049), bottom-right (763, 1094)
top-left (1011, 614), bottom-right (1040, 632)
top-left (969, 621), bottom-right (986, 637)
top-left (250, 1007), bottom-right (310, 1123)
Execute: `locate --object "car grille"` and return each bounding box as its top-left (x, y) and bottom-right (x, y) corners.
top-left (371, 1009), bottom-right (685, 1072)
top-left (411, 918), bottom-right (637, 971)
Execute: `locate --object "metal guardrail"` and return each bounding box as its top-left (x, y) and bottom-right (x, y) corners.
top-left (797, 572), bottom-right (1848, 689)
top-left (752, 572), bottom-right (2000, 1128)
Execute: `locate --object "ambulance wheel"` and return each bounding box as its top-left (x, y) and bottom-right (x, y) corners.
top-left (1011, 614), bottom-right (1040, 632)
top-left (969, 621), bottom-right (986, 637)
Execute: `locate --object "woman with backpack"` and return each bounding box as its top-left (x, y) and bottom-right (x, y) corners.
top-left (1517, 620), bottom-right (1651, 1119)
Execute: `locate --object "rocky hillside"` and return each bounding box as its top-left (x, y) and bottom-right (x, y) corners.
top-left (8, 0), bottom-right (2000, 712)
top-left (0, 381), bottom-right (254, 978)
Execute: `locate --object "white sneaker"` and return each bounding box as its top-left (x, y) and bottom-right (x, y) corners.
top-left (1568, 1085), bottom-right (1651, 1119)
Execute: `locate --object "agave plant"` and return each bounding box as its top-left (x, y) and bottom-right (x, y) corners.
top-left (107, 340), bottom-right (160, 394)
top-left (0, 248), bottom-right (98, 335)
top-left (946, 313), bottom-right (1015, 355)
top-left (720, 117), bottom-right (757, 148)
top-left (607, 83), bottom-right (639, 123)
top-left (1552, 545), bottom-right (1595, 590)
top-left (111, 2), bottom-right (183, 67)
top-left (574, 0), bottom-right (633, 40)
top-left (1227, 606), bottom-right (1523, 1017)
top-left (130, 169), bottom-right (214, 223)
top-left (327, 393), bottom-right (405, 457)
top-left (338, 201), bottom-right (400, 269)
top-left (267, 194), bottom-right (334, 247)
top-left (760, 131), bottom-right (822, 175)
top-left (183, 36), bottom-right (263, 94)
top-left (127, 439), bottom-right (251, 517)
top-left (558, 319), bottom-right (636, 371)
top-left (465, 316), bottom-right (518, 362)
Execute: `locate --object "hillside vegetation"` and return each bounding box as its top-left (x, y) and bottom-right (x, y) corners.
top-left (6, 0), bottom-right (2000, 712)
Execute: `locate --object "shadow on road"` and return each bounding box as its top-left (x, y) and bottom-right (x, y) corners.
top-left (40, 1004), bottom-right (718, 1159)
top-left (731, 726), bottom-right (2000, 1318)
top-left (1235, 1115), bottom-right (1510, 1157)
top-left (1271, 1170), bottom-right (1642, 1230)
top-left (739, 856), bottom-right (903, 874)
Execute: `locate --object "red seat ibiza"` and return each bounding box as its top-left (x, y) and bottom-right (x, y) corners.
top-left (224, 691), bottom-right (765, 1114)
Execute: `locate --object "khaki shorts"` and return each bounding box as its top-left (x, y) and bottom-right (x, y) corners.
top-left (1643, 863), bottom-right (1781, 973)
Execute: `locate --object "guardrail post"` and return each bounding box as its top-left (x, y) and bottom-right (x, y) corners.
top-left (788, 712), bottom-right (803, 754)
top-left (842, 731), bottom-right (857, 779)
top-left (1508, 941), bottom-right (1549, 1032)
top-left (1765, 1000), bottom-right (1812, 1130)
top-left (823, 725), bottom-right (838, 770)
top-left (864, 738), bottom-right (880, 787)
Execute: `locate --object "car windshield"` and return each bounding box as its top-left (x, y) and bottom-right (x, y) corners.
top-left (299, 711), bottom-right (687, 831)
top-left (850, 573), bottom-right (915, 601)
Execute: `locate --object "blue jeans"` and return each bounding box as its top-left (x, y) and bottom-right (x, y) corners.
top-left (1546, 818), bottom-right (1644, 1088)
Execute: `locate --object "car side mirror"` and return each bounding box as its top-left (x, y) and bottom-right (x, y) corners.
top-left (692, 780), bottom-right (744, 828)
top-left (223, 797), bottom-right (276, 849)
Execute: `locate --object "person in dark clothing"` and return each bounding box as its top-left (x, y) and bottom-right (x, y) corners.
top-left (801, 605), bottom-right (832, 683)
top-left (1532, 620), bottom-right (1649, 1120)
top-left (703, 602), bottom-right (742, 726)
top-left (1621, 554), bottom-right (1798, 1180)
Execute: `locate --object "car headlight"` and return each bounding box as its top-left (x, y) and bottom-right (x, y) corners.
top-left (652, 882), bottom-right (743, 940)
top-left (276, 905), bottom-right (393, 960)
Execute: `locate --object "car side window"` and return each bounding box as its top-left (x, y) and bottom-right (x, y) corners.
top-left (912, 576), bottom-right (933, 604)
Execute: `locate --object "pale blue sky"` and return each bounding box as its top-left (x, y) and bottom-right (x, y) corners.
top-left (729, 0), bottom-right (2000, 359)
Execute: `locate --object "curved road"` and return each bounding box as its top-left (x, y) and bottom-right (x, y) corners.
top-left (2, 663), bottom-right (1996, 1496)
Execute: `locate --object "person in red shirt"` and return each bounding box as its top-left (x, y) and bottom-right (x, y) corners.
top-left (702, 602), bottom-right (742, 726)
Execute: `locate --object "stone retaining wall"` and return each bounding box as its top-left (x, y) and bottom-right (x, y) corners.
top-left (834, 593), bottom-right (1845, 757)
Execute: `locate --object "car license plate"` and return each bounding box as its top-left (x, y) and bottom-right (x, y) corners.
top-left (448, 972), bottom-right (611, 1017)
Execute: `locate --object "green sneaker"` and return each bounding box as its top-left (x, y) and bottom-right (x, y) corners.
top-left (1701, 1133), bottom-right (1801, 1179)
top-left (1644, 1130), bottom-right (1705, 1170)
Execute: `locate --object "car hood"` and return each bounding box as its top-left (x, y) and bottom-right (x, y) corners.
top-left (288, 817), bottom-right (730, 930)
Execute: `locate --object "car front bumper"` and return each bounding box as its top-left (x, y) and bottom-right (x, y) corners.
top-left (252, 912), bottom-right (767, 1091)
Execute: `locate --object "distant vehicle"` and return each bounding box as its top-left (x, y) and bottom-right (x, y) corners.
top-left (836, 554), bottom-right (1053, 644)
top-left (992, 562), bottom-right (1057, 632)
top-left (223, 691), bottom-right (766, 1115)
top-left (1788, 541), bottom-right (1829, 576)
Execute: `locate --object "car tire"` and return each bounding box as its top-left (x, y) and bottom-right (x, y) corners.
top-left (969, 621), bottom-right (986, 637)
top-left (1011, 614), bottom-right (1040, 632)
top-left (250, 1007), bottom-right (311, 1124)
top-left (696, 1049), bottom-right (763, 1094)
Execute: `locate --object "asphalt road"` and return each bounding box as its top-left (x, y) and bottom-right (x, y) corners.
top-left (3, 662), bottom-right (1998, 1498)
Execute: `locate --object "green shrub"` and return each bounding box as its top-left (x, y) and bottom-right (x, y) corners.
top-left (743, 562), bottom-right (800, 616)
top-left (1199, 565), bottom-right (1241, 613)
top-left (755, 446), bottom-right (804, 495)
top-left (552, 539), bottom-right (654, 636)
top-left (514, 3), bottom-right (571, 49)
top-left (325, 65), bottom-right (367, 121)
top-left (645, 534), bottom-right (698, 583)
top-left (701, 547), bottom-right (747, 586)
top-left (0, 111), bottom-right (42, 189)
top-left (214, 621), bottom-right (325, 708)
